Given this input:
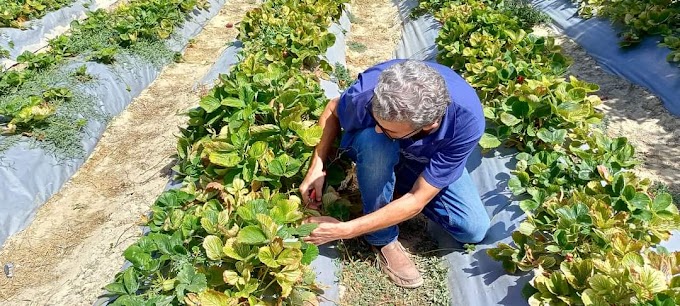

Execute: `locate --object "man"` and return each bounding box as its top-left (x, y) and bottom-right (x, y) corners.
top-left (299, 59), bottom-right (490, 288)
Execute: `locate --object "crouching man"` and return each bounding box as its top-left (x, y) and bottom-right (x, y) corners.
top-left (300, 59), bottom-right (490, 288)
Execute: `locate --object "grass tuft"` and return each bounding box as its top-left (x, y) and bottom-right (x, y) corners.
top-left (338, 216), bottom-right (451, 306)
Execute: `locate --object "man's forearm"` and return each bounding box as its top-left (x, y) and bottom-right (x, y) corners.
top-left (341, 176), bottom-right (442, 239)
top-left (344, 194), bottom-right (424, 238)
top-left (311, 97), bottom-right (341, 167)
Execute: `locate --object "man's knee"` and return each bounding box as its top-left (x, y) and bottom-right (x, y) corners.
top-left (453, 214), bottom-right (490, 244)
top-left (351, 128), bottom-right (399, 166)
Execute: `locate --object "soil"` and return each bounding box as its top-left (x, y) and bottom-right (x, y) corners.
top-left (533, 25), bottom-right (680, 196)
top-left (344, 0), bottom-right (402, 78)
top-left (0, 1), bottom-right (257, 304)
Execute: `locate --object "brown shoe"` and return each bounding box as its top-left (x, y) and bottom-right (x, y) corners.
top-left (374, 240), bottom-right (424, 288)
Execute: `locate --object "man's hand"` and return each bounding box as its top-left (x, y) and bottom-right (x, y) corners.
top-left (303, 216), bottom-right (351, 245)
top-left (299, 161), bottom-right (325, 210)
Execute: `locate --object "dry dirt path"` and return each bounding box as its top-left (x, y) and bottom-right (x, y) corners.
top-left (0, 1), bottom-right (257, 304)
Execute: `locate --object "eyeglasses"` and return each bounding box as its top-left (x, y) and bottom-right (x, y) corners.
top-left (367, 104), bottom-right (422, 141)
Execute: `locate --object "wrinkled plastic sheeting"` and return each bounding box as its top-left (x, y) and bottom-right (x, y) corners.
top-left (393, 1), bottom-right (680, 304)
top-left (93, 8), bottom-right (351, 306)
top-left (530, 0), bottom-right (680, 116)
top-left (392, 0), bottom-right (441, 61)
top-left (194, 41), bottom-right (243, 89)
top-left (0, 0), bottom-right (227, 248)
top-left (0, 0), bottom-right (118, 68)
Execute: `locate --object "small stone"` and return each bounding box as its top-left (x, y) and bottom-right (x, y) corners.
top-left (4, 262), bottom-right (14, 278)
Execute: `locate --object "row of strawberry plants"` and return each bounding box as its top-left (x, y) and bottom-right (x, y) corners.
top-left (420, 0), bottom-right (680, 304)
top-left (571, 0), bottom-right (680, 64)
top-left (0, 0), bottom-right (75, 28)
top-left (0, 0), bottom-right (209, 152)
top-left (101, 0), bottom-right (349, 305)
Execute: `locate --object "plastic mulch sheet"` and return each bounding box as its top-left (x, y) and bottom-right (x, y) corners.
top-left (530, 0), bottom-right (680, 116)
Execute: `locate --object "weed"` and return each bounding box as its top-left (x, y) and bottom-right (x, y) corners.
top-left (332, 63), bottom-right (353, 90)
top-left (347, 11), bottom-right (360, 23)
top-left (348, 41), bottom-right (367, 53)
top-left (0, 65), bottom-right (106, 158)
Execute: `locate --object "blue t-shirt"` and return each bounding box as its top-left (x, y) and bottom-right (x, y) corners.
top-left (336, 59), bottom-right (484, 189)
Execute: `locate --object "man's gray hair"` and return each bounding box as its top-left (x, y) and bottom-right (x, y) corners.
top-left (372, 60), bottom-right (450, 128)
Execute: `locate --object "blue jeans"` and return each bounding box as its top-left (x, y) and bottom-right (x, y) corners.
top-left (344, 128), bottom-right (490, 246)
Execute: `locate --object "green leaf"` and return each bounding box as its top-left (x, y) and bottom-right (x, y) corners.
top-left (295, 125), bottom-right (323, 147)
top-left (237, 225), bottom-right (267, 244)
top-left (200, 96), bottom-right (221, 113)
top-left (519, 200), bottom-right (539, 213)
top-left (276, 249), bottom-right (302, 266)
top-left (222, 270), bottom-right (239, 285)
top-left (483, 107), bottom-right (495, 119)
top-left (177, 265), bottom-right (207, 293)
top-left (104, 282), bottom-right (127, 295)
top-left (621, 252), bottom-right (644, 267)
top-left (518, 222), bottom-right (535, 236)
top-left (295, 223), bottom-right (318, 236)
top-left (198, 289), bottom-right (237, 306)
top-left (508, 176), bottom-right (525, 195)
top-left (500, 112), bottom-right (521, 126)
top-left (301, 243), bottom-right (319, 265)
top-left (652, 193), bottom-right (673, 212)
top-left (203, 235), bottom-right (224, 260)
top-left (582, 289), bottom-right (609, 306)
top-left (479, 133), bottom-right (501, 149)
top-left (122, 268), bottom-right (139, 294)
top-left (589, 274), bottom-right (616, 294)
top-left (629, 192), bottom-right (651, 210)
top-left (258, 246), bottom-right (280, 268)
top-left (209, 151), bottom-right (241, 168)
top-left (268, 154), bottom-right (302, 178)
top-left (546, 245), bottom-right (561, 253)
top-left (247, 141), bottom-right (267, 160)
top-left (221, 97), bottom-right (245, 108)
top-left (635, 266), bottom-right (668, 294)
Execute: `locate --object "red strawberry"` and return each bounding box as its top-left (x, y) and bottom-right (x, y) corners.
top-left (517, 75), bottom-right (525, 84)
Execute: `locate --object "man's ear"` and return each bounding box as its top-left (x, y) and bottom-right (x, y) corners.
top-left (422, 120), bottom-right (439, 132)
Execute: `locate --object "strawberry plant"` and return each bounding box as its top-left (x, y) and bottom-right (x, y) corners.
top-left (104, 186), bottom-right (323, 305)
top-left (570, 0), bottom-right (680, 63)
top-left (103, 0), bottom-right (349, 304)
top-left (173, 59), bottom-right (327, 191)
top-left (239, 0), bottom-right (346, 72)
top-left (0, 0), bottom-right (76, 28)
